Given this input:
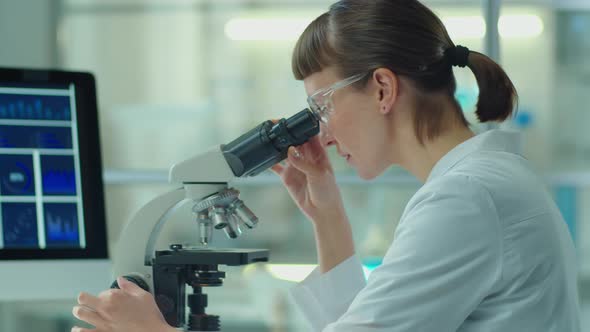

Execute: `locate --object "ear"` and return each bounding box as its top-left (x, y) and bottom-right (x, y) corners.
top-left (372, 68), bottom-right (398, 115)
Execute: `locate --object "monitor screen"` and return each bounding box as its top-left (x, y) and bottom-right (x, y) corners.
top-left (0, 68), bottom-right (107, 259)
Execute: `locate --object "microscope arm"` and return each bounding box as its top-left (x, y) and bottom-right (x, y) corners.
top-left (112, 187), bottom-right (186, 291)
top-left (112, 145), bottom-right (235, 292)
top-left (112, 184), bottom-right (230, 292)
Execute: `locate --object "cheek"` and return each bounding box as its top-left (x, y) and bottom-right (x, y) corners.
top-left (352, 111), bottom-right (393, 177)
top-left (329, 98), bottom-right (391, 176)
top-left (330, 110), bottom-right (362, 153)
top-left (328, 106), bottom-right (353, 137)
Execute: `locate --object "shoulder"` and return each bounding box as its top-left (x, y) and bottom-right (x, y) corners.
top-left (391, 174), bottom-right (503, 272)
top-left (397, 174), bottom-right (501, 246)
top-left (406, 174), bottom-right (497, 216)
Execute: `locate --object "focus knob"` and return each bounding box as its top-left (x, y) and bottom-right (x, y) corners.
top-left (110, 275), bottom-right (150, 292)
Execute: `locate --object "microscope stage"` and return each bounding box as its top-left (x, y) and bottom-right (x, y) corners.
top-left (153, 247), bottom-right (269, 266)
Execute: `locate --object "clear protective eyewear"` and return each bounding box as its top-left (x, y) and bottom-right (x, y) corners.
top-left (307, 73), bottom-right (367, 124)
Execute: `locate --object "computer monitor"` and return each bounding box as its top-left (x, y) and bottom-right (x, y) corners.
top-left (0, 68), bottom-right (111, 300)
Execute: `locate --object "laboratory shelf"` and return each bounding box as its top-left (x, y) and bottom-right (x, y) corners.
top-left (103, 168), bottom-right (590, 187)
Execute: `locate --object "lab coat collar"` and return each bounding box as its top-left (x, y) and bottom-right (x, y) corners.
top-left (426, 129), bottom-right (523, 183)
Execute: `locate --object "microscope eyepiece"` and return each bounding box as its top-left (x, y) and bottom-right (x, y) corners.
top-left (221, 109), bottom-right (320, 177)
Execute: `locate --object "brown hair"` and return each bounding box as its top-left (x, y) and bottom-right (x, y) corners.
top-left (293, 0), bottom-right (518, 143)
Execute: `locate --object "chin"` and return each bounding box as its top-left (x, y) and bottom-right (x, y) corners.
top-left (356, 162), bottom-right (389, 180)
top-left (357, 168), bottom-right (380, 180)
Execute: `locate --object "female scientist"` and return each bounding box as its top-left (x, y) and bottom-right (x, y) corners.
top-left (72, 0), bottom-right (581, 331)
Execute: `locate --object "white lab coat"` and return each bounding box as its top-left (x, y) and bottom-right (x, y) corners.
top-left (290, 130), bottom-right (581, 331)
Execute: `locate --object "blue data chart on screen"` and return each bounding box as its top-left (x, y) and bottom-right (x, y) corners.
top-left (44, 203), bottom-right (79, 247)
top-left (0, 93), bottom-right (71, 121)
top-left (41, 155), bottom-right (76, 196)
top-left (0, 125), bottom-right (73, 149)
top-left (0, 85), bottom-right (85, 250)
top-left (2, 203), bottom-right (38, 248)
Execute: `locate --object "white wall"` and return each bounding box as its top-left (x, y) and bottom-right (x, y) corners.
top-left (0, 0), bottom-right (57, 68)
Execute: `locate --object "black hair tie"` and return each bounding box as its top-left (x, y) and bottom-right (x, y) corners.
top-left (445, 45), bottom-right (470, 68)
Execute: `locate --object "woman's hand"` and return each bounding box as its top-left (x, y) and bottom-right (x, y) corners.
top-left (72, 277), bottom-right (175, 332)
top-left (271, 134), bottom-right (347, 225)
top-left (272, 129), bottom-right (355, 273)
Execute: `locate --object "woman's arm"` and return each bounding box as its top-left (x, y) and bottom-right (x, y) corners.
top-left (312, 210), bottom-right (355, 273)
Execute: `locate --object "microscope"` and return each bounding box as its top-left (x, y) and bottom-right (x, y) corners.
top-left (111, 109), bottom-right (320, 331)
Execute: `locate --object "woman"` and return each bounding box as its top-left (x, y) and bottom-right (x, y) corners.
top-left (72, 0), bottom-right (581, 331)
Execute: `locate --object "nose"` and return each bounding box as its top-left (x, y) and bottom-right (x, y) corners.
top-left (319, 123), bottom-right (336, 148)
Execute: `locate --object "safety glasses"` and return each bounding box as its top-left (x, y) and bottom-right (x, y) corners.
top-left (307, 73), bottom-right (366, 124)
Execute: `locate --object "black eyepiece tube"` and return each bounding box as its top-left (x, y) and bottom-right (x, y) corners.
top-left (221, 109), bottom-right (320, 177)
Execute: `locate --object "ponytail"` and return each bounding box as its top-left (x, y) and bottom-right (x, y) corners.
top-left (467, 51), bottom-right (518, 122)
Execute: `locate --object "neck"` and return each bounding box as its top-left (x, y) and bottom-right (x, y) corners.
top-left (400, 125), bottom-right (475, 182)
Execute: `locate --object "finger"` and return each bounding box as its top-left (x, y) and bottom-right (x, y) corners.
top-left (306, 136), bottom-right (327, 157)
top-left (318, 123), bottom-right (332, 146)
top-left (78, 292), bottom-right (101, 310)
top-left (71, 326), bottom-right (96, 332)
top-left (282, 163), bottom-right (307, 188)
top-left (302, 137), bottom-right (330, 166)
top-left (72, 306), bottom-right (104, 328)
top-left (270, 164), bottom-right (284, 175)
top-left (309, 135), bottom-right (324, 150)
top-left (290, 144), bottom-right (330, 178)
top-left (291, 146), bottom-right (303, 159)
top-left (287, 146), bottom-right (315, 174)
top-left (117, 276), bottom-right (146, 296)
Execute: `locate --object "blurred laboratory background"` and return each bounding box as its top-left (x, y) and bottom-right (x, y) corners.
top-left (0, 0), bottom-right (589, 331)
